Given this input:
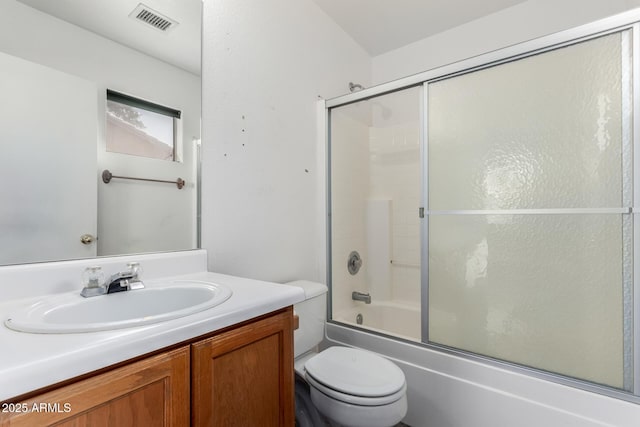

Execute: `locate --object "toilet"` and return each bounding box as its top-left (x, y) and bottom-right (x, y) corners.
top-left (285, 280), bottom-right (408, 427)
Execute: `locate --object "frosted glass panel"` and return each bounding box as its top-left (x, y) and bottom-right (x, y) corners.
top-left (428, 214), bottom-right (623, 388)
top-left (428, 32), bottom-right (630, 210)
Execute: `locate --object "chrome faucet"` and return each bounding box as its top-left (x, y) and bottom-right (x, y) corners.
top-left (352, 291), bottom-right (371, 304)
top-left (80, 262), bottom-right (144, 297)
top-left (106, 262), bottom-right (145, 294)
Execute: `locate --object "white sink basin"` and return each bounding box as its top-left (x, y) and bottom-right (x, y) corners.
top-left (4, 280), bottom-right (232, 334)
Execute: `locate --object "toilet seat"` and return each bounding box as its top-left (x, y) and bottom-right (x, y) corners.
top-left (306, 370), bottom-right (407, 406)
top-left (304, 347), bottom-right (406, 406)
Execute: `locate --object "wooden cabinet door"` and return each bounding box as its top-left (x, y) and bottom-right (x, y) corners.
top-left (191, 308), bottom-right (294, 427)
top-left (0, 346), bottom-right (190, 427)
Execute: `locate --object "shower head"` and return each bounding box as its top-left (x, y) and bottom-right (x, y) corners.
top-left (349, 82), bottom-right (365, 92)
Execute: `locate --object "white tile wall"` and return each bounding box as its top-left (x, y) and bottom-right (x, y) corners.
top-left (369, 112), bottom-right (421, 305)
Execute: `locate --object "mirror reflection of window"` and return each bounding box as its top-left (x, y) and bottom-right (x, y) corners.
top-left (106, 90), bottom-right (180, 161)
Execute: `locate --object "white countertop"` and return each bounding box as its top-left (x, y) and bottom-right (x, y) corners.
top-left (0, 270), bottom-right (305, 401)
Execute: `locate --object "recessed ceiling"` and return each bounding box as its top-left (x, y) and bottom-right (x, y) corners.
top-left (311, 0), bottom-right (527, 55)
top-left (17, 0), bottom-right (201, 75)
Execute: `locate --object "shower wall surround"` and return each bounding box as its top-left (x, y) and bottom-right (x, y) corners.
top-left (369, 120), bottom-right (421, 304)
top-left (330, 111), bottom-right (370, 315)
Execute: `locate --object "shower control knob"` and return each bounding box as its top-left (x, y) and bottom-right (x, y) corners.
top-left (347, 251), bottom-right (363, 275)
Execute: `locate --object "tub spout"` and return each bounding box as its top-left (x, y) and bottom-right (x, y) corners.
top-left (352, 291), bottom-right (371, 304)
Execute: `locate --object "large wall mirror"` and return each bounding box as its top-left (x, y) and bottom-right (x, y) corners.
top-left (0, 0), bottom-right (201, 266)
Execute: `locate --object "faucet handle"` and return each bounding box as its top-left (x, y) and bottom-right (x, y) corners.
top-left (126, 262), bottom-right (143, 279)
top-left (82, 266), bottom-right (105, 289)
top-left (80, 266), bottom-right (107, 297)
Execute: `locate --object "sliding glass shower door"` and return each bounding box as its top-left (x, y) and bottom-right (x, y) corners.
top-left (425, 30), bottom-right (632, 390)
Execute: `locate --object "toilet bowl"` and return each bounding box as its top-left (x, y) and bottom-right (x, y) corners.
top-left (285, 280), bottom-right (408, 427)
top-left (305, 346), bottom-right (407, 427)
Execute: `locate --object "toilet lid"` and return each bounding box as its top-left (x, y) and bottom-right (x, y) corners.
top-left (304, 347), bottom-right (405, 398)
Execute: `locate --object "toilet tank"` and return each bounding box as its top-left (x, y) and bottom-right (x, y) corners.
top-left (284, 280), bottom-right (328, 358)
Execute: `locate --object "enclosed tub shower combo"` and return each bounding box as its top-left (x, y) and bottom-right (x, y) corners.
top-left (325, 9), bottom-right (640, 412)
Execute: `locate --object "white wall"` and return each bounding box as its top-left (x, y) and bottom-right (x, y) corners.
top-left (359, 0), bottom-right (640, 425)
top-left (201, 0), bottom-right (371, 282)
top-left (372, 0), bottom-right (640, 85)
top-left (0, 0), bottom-right (200, 259)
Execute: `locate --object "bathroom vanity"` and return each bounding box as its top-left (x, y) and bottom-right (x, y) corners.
top-left (0, 250), bottom-right (304, 426)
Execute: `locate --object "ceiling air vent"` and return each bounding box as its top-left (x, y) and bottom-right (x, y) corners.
top-left (129, 3), bottom-right (178, 32)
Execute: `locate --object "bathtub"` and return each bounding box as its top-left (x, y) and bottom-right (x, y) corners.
top-left (326, 315), bottom-right (639, 427)
top-left (332, 300), bottom-right (421, 342)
